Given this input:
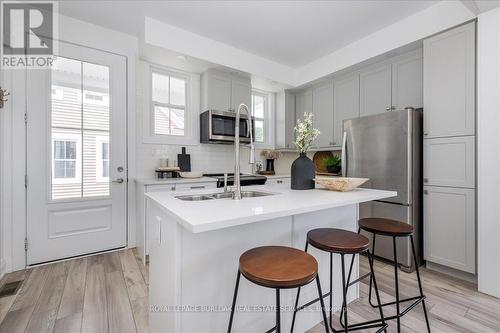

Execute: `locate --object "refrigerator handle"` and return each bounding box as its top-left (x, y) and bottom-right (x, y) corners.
top-left (341, 131), bottom-right (347, 177)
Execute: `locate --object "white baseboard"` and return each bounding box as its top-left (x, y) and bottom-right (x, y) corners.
top-left (426, 261), bottom-right (477, 284)
top-left (0, 257), bottom-right (6, 280)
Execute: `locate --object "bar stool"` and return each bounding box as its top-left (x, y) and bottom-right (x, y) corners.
top-left (227, 246), bottom-right (329, 333)
top-left (291, 228), bottom-right (387, 333)
top-left (356, 218), bottom-right (431, 333)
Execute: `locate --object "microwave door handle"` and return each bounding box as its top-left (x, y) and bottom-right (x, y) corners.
top-left (341, 131), bottom-right (347, 177)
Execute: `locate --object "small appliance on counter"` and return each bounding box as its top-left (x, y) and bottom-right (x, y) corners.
top-left (204, 173), bottom-right (267, 188)
top-left (155, 167), bottom-right (180, 179)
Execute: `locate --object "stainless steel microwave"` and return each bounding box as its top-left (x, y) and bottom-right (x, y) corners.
top-left (200, 110), bottom-right (254, 144)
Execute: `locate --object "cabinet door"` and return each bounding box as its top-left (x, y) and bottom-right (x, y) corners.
top-left (392, 50), bottom-right (423, 110)
top-left (284, 93), bottom-right (296, 148)
top-left (360, 62), bottom-right (392, 116)
top-left (424, 136), bottom-right (475, 188)
top-left (231, 79), bottom-right (251, 111)
top-left (295, 89), bottom-right (313, 124)
top-left (424, 186), bottom-right (476, 273)
top-left (312, 81), bottom-right (334, 147)
top-left (333, 73), bottom-right (359, 146)
top-left (208, 74), bottom-right (232, 111)
top-left (423, 22), bottom-right (475, 137)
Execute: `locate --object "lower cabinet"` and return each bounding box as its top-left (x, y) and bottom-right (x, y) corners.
top-left (423, 186), bottom-right (476, 273)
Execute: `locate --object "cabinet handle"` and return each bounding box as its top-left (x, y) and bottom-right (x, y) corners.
top-left (277, 180), bottom-right (283, 184)
top-left (423, 178), bottom-right (428, 183)
top-left (385, 107), bottom-right (391, 112)
top-left (171, 185), bottom-right (176, 191)
top-left (423, 131), bottom-right (429, 136)
top-left (190, 185), bottom-right (205, 189)
top-left (423, 190), bottom-right (428, 195)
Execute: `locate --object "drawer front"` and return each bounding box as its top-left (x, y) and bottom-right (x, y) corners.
top-left (424, 136), bottom-right (475, 188)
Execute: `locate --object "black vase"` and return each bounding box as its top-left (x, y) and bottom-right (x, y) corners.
top-left (265, 159), bottom-right (275, 173)
top-left (291, 153), bottom-right (315, 190)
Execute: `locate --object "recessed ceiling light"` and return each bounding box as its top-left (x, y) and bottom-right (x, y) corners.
top-left (176, 55), bottom-right (187, 61)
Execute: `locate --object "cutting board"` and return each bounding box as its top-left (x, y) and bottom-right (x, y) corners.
top-left (177, 147), bottom-right (191, 172)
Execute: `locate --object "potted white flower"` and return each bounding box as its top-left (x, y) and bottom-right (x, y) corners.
top-left (291, 112), bottom-right (320, 189)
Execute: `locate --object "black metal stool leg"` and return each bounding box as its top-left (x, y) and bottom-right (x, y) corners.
top-left (341, 254), bottom-right (349, 333)
top-left (315, 276), bottom-right (330, 333)
top-left (291, 242), bottom-right (309, 333)
top-left (393, 237), bottom-right (401, 333)
top-left (227, 271), bottom-right (241, 333)
top-left (411, 235), bottom-right (431, 333)
top-left (368, 234), bottom-right (378, 308)
top-left (329, 252), bottom-right (334, 331)
top-left (368, 249), bottom-right (388, 333)
top-left (276, 289), bottom-right (281, 333)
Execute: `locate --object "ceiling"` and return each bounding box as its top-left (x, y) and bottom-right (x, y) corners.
top-left (59, 0), bottom-right (439, 67)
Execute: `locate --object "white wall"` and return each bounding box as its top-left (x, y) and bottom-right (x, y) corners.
top-left (477, 7), bottom-right (500, 298)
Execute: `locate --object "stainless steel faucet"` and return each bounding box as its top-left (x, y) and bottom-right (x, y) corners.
top-left (233, 103), bottom-right (255, 200)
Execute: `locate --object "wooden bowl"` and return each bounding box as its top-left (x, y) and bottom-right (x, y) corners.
top-left (179, 171), bottom-right (203, 178)
top-left (314, 177), bottom-right (369, 192)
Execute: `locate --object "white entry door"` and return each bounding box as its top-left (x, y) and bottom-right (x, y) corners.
top-left (26, 41), bottom-right (127, 265)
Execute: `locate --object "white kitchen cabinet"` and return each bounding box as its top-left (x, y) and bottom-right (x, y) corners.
top-left (424, 186), bottom-right (476, 273)
top-left (201, 69), bottom-right (251, 112)
top-left (360, 62), bottom-right (392, 116)
top-left (312, 81), bottom-right (334, 147)
top-left (275, 92), bottom-right (296, 149)
top-left (295, 88), bottom-right (313, 123)
top-left (391, 49), bottom-right (423, 110)
top-left (424, 136), bottom-right (475, 188)
top-left (423, 22), bottom-right (476, 138)
top-left (333, 73), bottom-right (360, 146)
top-left (135, 179), bottom-right (217, 264)
top-left (231, 79), bottom-right (252, 111)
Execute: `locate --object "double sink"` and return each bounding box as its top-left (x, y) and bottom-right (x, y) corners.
top-left (176, 190), bottom-right (274, 201)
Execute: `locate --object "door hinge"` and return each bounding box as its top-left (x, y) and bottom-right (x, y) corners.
top-left (24, 113), bottom-right (27, 124)
top-left (24, 238), bottom-right (28, 252)
top-left (24, 175), bottom-right (27, 188)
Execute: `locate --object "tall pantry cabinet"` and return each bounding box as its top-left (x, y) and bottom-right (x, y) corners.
top-left (423, 22), bottom-right (476, 274)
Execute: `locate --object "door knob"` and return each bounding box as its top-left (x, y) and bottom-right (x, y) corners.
top-left (112, 178), bottom-right (124, 184)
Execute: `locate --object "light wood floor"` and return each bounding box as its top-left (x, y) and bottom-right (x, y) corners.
top-left (1, 249), bottom-right (499, 333)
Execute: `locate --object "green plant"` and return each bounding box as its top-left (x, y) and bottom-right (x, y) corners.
top-left (324, 155), bottom-right (341, 167)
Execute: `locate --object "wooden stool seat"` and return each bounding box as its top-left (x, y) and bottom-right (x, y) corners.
top-left (239, 246), bottom-right (318, 289)
top-left (307, 228), bottom-right (370, 254)
top-left (359, 217), bottom-right (414, 236)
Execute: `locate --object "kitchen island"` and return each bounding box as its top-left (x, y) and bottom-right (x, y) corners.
top-left (146, 182), bottom-right (396, 333)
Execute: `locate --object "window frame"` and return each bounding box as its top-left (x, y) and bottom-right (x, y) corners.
top-left (142, 62), bottom-right (200, 145)
top-left (95, 136), bottom-right (110, 183)
top-left (51, 133), bottom-right (82, 185)
top-left (251, 89), bottom-right (275, 148)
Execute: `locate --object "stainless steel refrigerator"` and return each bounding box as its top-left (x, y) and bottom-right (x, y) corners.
top-left (342, 108), bottom-right (423, 271)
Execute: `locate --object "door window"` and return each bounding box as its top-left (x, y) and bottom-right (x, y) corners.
top-left (51, 57), bottom-right (110, 200)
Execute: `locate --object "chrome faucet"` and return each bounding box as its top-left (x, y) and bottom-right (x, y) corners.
top-left (233, 103), bottom-right (255, 200)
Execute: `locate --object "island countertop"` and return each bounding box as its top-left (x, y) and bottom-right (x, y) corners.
top-left (145, 184), bottom-right (396, 233)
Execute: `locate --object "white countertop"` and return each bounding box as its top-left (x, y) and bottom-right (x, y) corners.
top-left (134, 177), bottom-right (217, 185)
top-left (145, 183), bottom-right (396, 233)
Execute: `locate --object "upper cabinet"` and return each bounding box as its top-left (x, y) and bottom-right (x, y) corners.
top-left (295, 88), bottom-right (313, 124)
top-left (360, 62), bottom-right (392, 116)
top-left (201, 69), bottom-right (251, 112)
top-left (312, 81), bottom-right (334, 147)
top-left (275, 92), bottom-right (296, 149)
top-left (231, 79), bottom-right (252, 111)
top-left (333, 73), bottom-right (359, 146)
top-left (423, 22), bottom-right (475, 138)
top-left (392, 50), bottom-right (423, 110)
